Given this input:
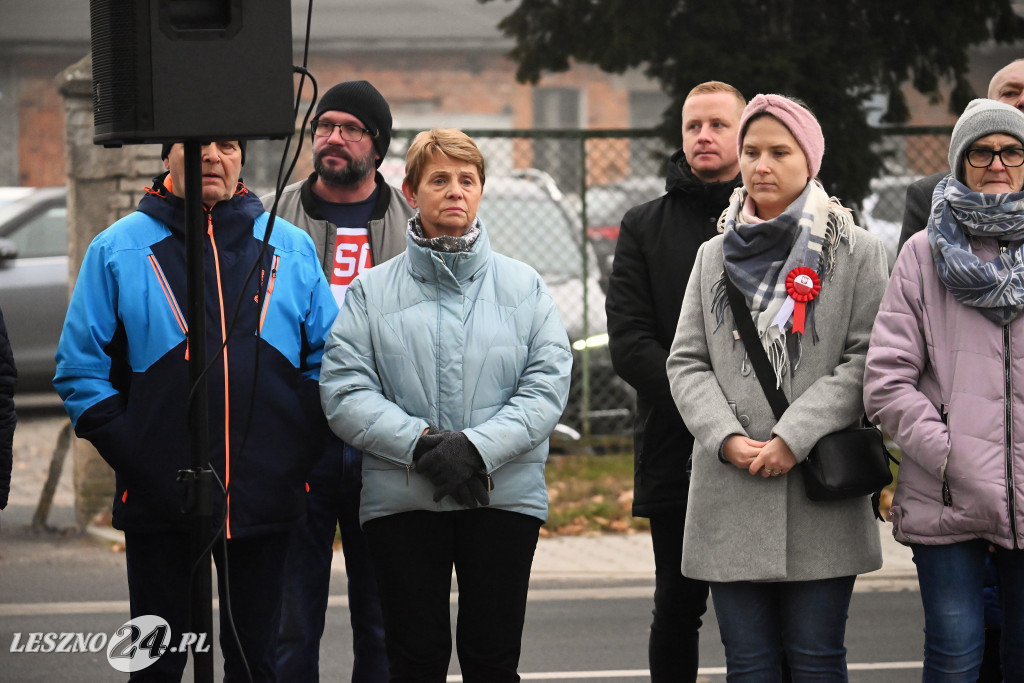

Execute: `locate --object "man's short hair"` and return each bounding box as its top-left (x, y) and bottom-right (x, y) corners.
top-left (403, 129), bottom-right (486, 191)
top-left (685, 81), bottom-right (746, 108)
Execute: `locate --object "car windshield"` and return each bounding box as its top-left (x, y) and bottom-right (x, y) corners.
top-left (3, 206), bottom-right (68, 258)
top-left (0, 201), bottom-right (31, 225)
top-left (477, 197), bottom-right (584, 282)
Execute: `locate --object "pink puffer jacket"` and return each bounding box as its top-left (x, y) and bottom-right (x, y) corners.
top-left (864, 230), bottom-right (1024, 549)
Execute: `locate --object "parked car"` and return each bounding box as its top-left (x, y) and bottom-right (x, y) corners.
top-left (582, 176), bottom-right (665, 288)
top-left (477, 171), bottom-right (634, 438)
top-left (0, 186), bottom-right (69, 394)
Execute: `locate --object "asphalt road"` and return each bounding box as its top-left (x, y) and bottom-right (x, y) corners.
top-left (1, 405), bottom-right (928, 681)
top-left (0, 522), bottom-right (927, 682)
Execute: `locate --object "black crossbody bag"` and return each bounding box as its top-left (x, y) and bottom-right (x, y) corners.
top-left (723, 273), bottom-right (896, 515)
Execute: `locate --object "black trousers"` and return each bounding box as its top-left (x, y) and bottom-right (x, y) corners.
top-left (648, 512), bottom-right (710, 683)
top-left (124, 529), bottom-right (290, 682)
top-left (363, 508), bottom-right (542, 683)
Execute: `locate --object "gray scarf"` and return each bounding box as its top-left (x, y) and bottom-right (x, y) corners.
top-left (408, 214), bottom-right (481, 253)
top-left (713, 180), bottom-right (854, 385)
top-left (927, 174), bottom-right (1024, 324)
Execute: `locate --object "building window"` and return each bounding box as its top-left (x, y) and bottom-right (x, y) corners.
top-left (533, 88), bottom-right (582, 190)
top-left (629, 90), bottom-right (671, 176)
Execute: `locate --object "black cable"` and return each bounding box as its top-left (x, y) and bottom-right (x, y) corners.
top-left (182, 3), bottom-right (317, 681)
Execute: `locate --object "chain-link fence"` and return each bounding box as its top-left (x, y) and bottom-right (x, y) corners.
top-left (385, 127), bottom-right (954, 451)
top-left (861, 126), bottom-right (953, 269)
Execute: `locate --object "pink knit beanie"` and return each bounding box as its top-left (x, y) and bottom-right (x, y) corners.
top-left (738, 94), bottom-right (825, 179)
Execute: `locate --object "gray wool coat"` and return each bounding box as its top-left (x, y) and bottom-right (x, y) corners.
top-left (666, 227), bottom-right (888, 582)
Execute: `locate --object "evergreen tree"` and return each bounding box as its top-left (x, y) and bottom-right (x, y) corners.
top-left (481, 0), bottom-right (1023, 203)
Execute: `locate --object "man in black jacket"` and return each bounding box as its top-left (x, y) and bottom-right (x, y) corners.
top-left (606, 81), bottom-right (744, 682)
top-left (0, 306), bottom-right (15, 515)
top-left (898, 58), bottom-right (1024, 252)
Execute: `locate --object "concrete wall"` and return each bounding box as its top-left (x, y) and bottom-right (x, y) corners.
top-left (58, 54), bottom-right (162, 528)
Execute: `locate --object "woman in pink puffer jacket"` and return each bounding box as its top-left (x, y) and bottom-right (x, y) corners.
top-left (864, 98), bottom-right (1024, 681)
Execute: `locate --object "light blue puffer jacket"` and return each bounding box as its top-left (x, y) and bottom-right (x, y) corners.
top-left (319, 224), bottom-right (572, 525)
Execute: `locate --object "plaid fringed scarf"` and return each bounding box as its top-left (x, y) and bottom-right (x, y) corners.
top-left (927, 174), bottom-right (1024, 325)
top-left (712, 180), bottom-right (855, 386)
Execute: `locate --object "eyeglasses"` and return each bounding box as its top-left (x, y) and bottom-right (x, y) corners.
top-left (310, 120), bottom-right (377, 142)
top-left (965, 147), bottom-right (1024, 168)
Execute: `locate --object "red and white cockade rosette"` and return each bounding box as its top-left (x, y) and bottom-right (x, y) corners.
top-left (784, 266), bottom-right (821, 334)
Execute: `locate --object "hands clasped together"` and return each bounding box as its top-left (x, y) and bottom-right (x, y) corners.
top-left (723, 434), bottom-right (797, 479)
top-left (413, 430), bottom-right (491, 508)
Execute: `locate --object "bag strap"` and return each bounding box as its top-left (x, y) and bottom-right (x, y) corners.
top-left (723, 273), bottom-right (789, 421)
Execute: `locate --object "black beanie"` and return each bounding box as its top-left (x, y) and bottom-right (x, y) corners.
top-left (161, 140), bottom-right (247, 165)
top-left (314, 80), bottom-right (392, 167)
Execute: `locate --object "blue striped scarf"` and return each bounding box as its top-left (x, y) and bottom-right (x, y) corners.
top-left (928, 174), bottom-right (1024, 325)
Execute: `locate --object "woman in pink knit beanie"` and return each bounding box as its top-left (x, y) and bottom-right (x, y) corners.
top-left (666, 94), bottom-right (889, 681)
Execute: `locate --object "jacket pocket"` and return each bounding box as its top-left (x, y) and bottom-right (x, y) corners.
top-left (940, 403), bottom-right (952, 506)
top-left (148, 255), bottom-right (188, 356)
top-left (258, 255), bottom-right (280, 334)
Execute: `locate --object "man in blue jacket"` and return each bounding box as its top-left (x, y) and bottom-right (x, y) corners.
top-left (55, 140), bottom-right (338, 681)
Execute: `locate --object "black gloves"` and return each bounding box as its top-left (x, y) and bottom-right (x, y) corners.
top-left (446, 476), bottom-right (491, 509)
top-left (413, 427), bottom-right (443, 460)
top-left (414, 431), bottom-right (490, 508)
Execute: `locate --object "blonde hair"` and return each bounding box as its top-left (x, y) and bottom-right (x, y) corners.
top-left (685, 81), bottom-right (746, 109)
top-left (404, 129), bottom-right (486, 190)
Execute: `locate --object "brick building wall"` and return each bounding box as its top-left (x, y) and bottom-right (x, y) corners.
top-left (255, 51), bottom-right (660, 188)
top-left (9, 55), bottom-right (78, 188)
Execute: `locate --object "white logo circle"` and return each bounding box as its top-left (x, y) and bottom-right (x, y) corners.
top-left (106, 615), bottom-right (171, 673)
top-left (795, 273), bottom-right (813, 288)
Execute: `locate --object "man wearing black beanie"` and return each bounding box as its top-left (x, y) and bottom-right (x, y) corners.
top-left (263, 79), bottom-right (412, 683)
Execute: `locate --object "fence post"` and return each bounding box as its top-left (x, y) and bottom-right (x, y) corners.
top-left (577, 133), bottom-right (592, 441)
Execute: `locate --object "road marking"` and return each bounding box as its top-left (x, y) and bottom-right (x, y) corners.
top-left (0, 579), bottom-right (920, 617)
top-left (0, 587), bottom-right (656, 617)
top-left (0, 600), bottom-right (131, 616)
top-left (445, 661), bottom-right (924, 681)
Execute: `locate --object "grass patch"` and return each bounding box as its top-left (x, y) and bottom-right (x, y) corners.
top-left (543, 452), bottom-right (648, 537)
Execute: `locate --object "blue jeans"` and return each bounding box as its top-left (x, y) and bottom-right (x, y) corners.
top-left (276, 442), bottom-right (388, 682)
top-left (710, 575), bottom-right (856, 682)
top-left (912, 540), bottom-right (1024, 682)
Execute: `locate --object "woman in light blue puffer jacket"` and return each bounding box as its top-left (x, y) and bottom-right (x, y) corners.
top-left (319, 128), bottom-right (572, 683)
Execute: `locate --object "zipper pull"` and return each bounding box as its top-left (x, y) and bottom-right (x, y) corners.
top-left (942, 480), bottom-right (953, 507)
top-left (406, 464), bottom-right (411, 486)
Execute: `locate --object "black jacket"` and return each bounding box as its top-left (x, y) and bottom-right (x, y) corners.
top-left (606, 150), bottom-right (740, 516)
top-left (898, 171), bottom-right (945, 254)
top-left (0, 307), bottom-right (15, 510)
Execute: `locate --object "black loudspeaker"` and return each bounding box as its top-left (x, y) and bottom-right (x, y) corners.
top-left (89, 0), bottom-right (295, 146)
